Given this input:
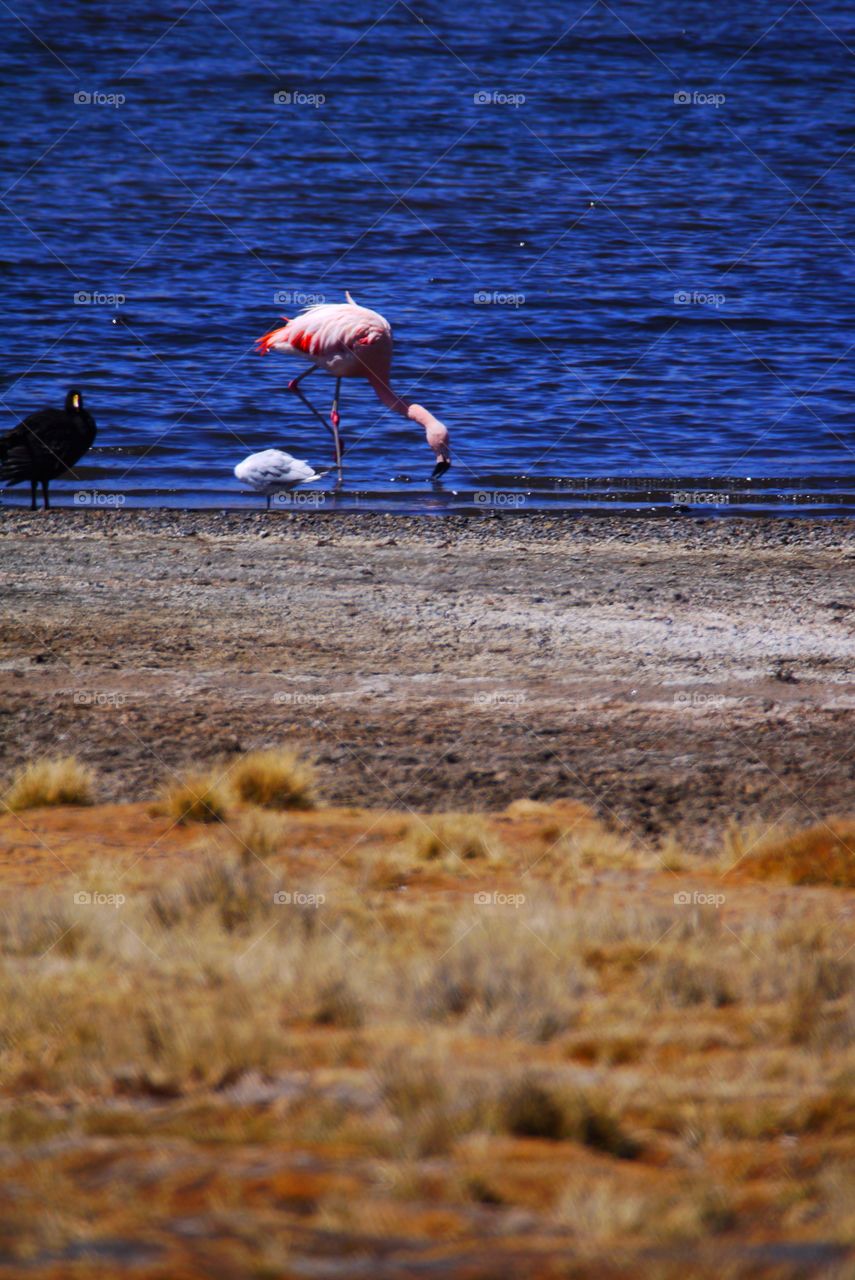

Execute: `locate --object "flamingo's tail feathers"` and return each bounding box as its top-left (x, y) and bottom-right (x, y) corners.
top-left (345, 290), bottom-right (357, 306)
top-left (255, 321), bottom-right (289, 355)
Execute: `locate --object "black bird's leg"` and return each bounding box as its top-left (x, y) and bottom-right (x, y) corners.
top-left (30, 480), bottom-right (37, 511)
top-left (42, 480), bottom-right (50, 511)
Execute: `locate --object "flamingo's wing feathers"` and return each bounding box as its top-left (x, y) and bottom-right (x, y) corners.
top-left (257, 298), bottom-right (389, 360)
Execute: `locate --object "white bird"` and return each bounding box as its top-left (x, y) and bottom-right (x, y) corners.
top-left (234, 450), bottom-right (326, 508)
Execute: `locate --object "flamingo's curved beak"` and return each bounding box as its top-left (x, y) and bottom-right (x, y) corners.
top-left (431, 457), bottom-right (451, 480)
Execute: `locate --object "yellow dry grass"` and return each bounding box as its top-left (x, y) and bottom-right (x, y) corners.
top-left (230, 747), bottom-right (317, 810)
top-left (158, 769), bottom-right (231, 824)
top-left (229, 807), bottom-right (287, 859)
top-left (3, 755), bottom-right (95, 811)
top-left (403, 812), bottom-right (502, 866)
top-left (0, 794), bottom-right (853, 1277)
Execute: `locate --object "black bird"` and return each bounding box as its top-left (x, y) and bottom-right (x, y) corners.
top-left (0, 389), bottom-right (97, 510)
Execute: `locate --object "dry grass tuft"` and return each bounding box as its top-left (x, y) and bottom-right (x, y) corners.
top-left (497, 1076), bottom-right (639, 1157)
top-left (403, 813), bottom-right (501, 866)
top-left (230, 808), bottom-right (286, 860)
top-left (3, 755), bottom-right (94, 811)
top-left (0, 890), bottom-right (82, 958)
top-left (643, 949), bottom-right (737, 1009)
top-left (554, 1179), bottom-right (651, 1241)
top-left (418, 913), bottom-right (586, 1041)
top-left (311, 977), bottom-right (364, 1028)
top-left (149, 853), bottom-right (274, 932)
top-left (736, 818), bottom-right (855, 887)
top-left (498, 1076), bottom-right (567, 1140)
top-left (555, 1176), bottom-right (735, 1243)
top-left (159, 770), bottom-right (231, 824)
top-left (378, 1053), bottom-right (490, 1158)
top-left (231, 748), bottom-right (317, 811)
top-left (504, 797), bottom-right (593, 824)
top-left (537, 823), bottom-right (645, 879)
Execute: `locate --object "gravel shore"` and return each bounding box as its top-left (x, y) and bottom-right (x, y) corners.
top-left (1, 510), bottom-right (852, 846)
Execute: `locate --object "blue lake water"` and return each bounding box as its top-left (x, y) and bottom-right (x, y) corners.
top-left (1, 1), bottom-right (854, 511)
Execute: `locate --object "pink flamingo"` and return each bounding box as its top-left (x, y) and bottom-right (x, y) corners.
top-left (256, 291), bottom-right (452, 481)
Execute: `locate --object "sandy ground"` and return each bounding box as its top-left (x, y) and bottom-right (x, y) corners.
top-left (1, 510), bottom-right (852, 847)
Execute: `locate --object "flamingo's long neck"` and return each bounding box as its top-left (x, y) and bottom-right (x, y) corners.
top-left (365, 367), bottom-right (451, 469)
top-left (367, 372), bottom-right (419, 421)
top-left (366, 372), bottom-right (444, 439)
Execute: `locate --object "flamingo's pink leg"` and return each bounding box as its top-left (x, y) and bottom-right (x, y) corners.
top-left (287, 366), bottom-right (344, 481)
top-left (330, 378), bottom-right (342, 430)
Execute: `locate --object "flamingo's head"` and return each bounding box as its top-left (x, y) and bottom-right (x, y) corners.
top-left (403, 402), bottom-right (451, 479)
top-left (427, 419), bottom-right (451, 478)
